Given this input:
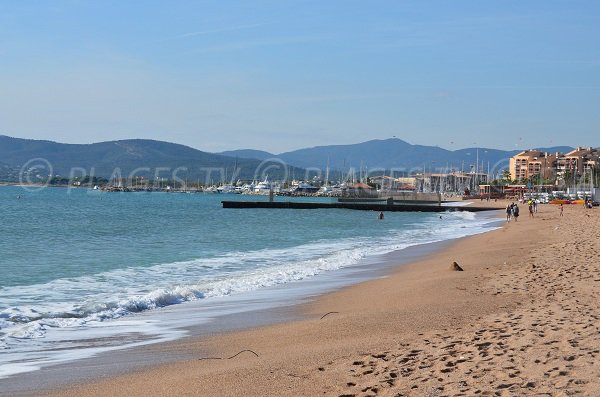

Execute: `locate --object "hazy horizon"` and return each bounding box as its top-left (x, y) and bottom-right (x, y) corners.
top-left (1, 1), bottom-right (599, 153)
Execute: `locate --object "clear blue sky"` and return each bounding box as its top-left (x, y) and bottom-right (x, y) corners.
top-left (1, 1), bottom-right (599, 153)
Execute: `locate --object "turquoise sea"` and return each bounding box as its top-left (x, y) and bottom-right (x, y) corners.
top-left (0, 185), bottom-right (498, 379)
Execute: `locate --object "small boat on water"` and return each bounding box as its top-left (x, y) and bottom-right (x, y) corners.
top-left (317, 185), bottom-right (334, 195)
top-left (240, 182), bottom-right (256, 194)
top-left (290, 180), bottom-right (319, 194)
top-left (216, 184), bottom-right (236, 194)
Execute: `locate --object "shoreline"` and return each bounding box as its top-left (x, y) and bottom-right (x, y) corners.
top-left (0, 210), bottom-right (500, 396)
top-left (0, 209), bottom-right (501, 396)
top-left (10, 201), bottom-right (600, 396)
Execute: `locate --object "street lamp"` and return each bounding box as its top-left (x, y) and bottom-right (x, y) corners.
top-left (470, 164), bottom-right (475, 194)
top-left (533, 157), bottom-right (540, 190)
top-left (543, 156), bottom-right (547, 190)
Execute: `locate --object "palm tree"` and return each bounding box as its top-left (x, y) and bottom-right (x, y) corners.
top-left (502, 169), bottom-right (512, 184)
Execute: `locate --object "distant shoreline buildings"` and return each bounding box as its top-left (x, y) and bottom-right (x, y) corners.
top-left (509, 147), bottom-right (600, 183)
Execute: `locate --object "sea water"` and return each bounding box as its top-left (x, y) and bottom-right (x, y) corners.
top-left (0, 186), bottom-right (498, 379)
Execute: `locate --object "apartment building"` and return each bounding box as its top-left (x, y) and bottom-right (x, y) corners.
top-left (556, 147), bottom-right (600, 177)
top-left (509, 150), bottom-right (558, 181)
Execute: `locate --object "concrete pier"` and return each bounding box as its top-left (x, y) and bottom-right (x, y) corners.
top-left (222, 201), bottom-right (501, 212)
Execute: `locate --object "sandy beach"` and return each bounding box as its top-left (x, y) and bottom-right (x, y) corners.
top-left (35, 201), bottom-right (600, 396)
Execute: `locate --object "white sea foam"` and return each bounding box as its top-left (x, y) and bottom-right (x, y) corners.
top-left (0, 210), bottom-right (499, 379)
top-left (1, 211), bottom-right (495, 331)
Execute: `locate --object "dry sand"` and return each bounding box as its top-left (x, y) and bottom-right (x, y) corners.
top-left (43, 202), bottom-right (600, 396)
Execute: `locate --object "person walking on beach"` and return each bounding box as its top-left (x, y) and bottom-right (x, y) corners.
top-left (528, 200), bottom-right (534, 218)
top-left (506, 204), bottom-right (512, 222)
top-left (512, 203), bottom-right (519, 221)
top-left (560, 204), bottom-right (564, 216)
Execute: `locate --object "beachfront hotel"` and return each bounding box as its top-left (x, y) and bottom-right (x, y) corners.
top-left (509, 147), bottom-right (600, 182)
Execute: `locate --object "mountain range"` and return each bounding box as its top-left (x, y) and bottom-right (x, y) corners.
top-left (0, 135), bottom-right (575, 183)
top-left (0, 135), bottom-right (299, 183)
top-left (220, 139), bottom-right (573, 175)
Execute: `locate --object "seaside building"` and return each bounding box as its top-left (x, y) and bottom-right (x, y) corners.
top-left (509, 147), bottom-right (599, 184)
top-left (414, 171), bottom-right (485, 194)
top-left (509, 150), bottom-right (559, 182)
top-left (395, 177), bottom-right (417, 190)
top-left (370, 176), bottom-right (417, 191)
top-left (343, 182), bottom-right (377, 197)
top-left (509, 150), bottom-right (558, 182)
top-left (371, 172), bottom-right (483, 194)
top-left (555, 147), bottom-right (600, 178)
top-left (509, 147), bottom-right (600, 181)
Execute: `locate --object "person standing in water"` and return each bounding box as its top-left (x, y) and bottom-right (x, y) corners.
top-left (378, 212), bottom-right (384, 220)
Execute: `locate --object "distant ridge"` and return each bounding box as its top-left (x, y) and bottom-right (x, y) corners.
top-left (218, 149), bottom-right (275, 161)
top-left (220, 138), bottom-right (574, 173)
top-left (0, 135), bottom-right (301, 182)
top-left (0, 135), bottom-right (577, 183)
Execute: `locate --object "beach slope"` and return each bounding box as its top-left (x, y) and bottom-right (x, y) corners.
top-left (44, 203), bottom-right (600, 396)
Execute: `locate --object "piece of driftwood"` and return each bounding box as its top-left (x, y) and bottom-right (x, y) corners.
top-left (320, 311), bottom-right (340, 319)
top-left (198, 349), bottom-right (259, 361)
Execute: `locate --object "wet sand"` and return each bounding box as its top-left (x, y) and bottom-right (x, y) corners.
top-left (39, 201), bottom-right (600, 396)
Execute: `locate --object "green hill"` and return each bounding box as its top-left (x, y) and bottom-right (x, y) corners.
top-left (0, 136), bottom-right (301, 184)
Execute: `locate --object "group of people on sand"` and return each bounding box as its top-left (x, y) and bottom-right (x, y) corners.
top-left (506, 202), bottom-right (520, 222)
